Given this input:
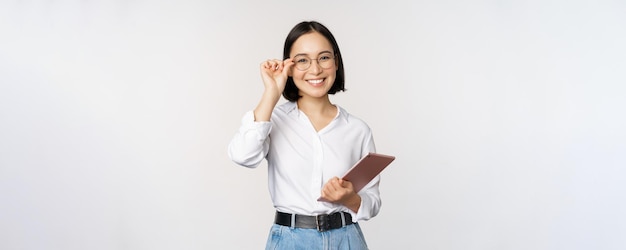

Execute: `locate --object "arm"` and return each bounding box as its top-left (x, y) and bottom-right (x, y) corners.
top-left (351, 175), bottom-right (381, 221)
top-left (319, 176), bottom-right (381, 220)
top-left (351, 134), bottom-right (382, 221)
top-left (254, 59), bottom-right (294, 121)
top-left (227, 59), bottom-right (294, 167)
top-left (227, 111), bottom-right (271, 168)
top-left (319, 133), bottom-right (381, 220)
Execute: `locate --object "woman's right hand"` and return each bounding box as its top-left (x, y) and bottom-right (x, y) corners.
top-left (254, 58), bottom-right (294, 122)
top-left (260, 58), bottom-right (294, 97)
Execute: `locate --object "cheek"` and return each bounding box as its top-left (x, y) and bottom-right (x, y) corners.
top-left (291, 70), bottom-right (305, 80)
top-left (326, 68), bottom-right (338, 78)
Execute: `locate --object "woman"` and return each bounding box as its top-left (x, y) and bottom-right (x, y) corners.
top-left (228, 21), bottom-right (380, 250)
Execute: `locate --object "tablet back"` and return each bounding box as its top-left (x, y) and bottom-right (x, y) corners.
top-left (343, 152), bottom-right (395, 193)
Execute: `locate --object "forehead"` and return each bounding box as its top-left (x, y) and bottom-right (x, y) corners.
top-left (290, 32), bottom-right (333, 56)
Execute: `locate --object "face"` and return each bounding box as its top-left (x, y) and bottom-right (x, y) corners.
top-left (288, 32), bottom-right (337, 100)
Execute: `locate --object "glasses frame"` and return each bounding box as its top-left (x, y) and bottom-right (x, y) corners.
top-left (292, 53), bottom-right (336, 71)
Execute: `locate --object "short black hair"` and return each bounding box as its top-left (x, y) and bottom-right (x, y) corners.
top-left (282, 21), bottom-right (345, 102)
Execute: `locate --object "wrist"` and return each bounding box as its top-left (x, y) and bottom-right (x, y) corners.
top-left (344, 194), bottom-right (362, 213)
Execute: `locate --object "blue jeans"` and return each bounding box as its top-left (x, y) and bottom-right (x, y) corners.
top-left (265, 223), bottom-right (369, 250)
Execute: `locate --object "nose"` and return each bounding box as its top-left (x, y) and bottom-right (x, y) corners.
top-left (309, 59), bottom-right (323, 74)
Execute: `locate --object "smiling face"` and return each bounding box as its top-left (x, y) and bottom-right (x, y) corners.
top-left (288, 32), bottom-right (337, 100)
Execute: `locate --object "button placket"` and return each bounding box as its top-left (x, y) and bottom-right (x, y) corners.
top-left (310, 133), bottom-right (324, 198)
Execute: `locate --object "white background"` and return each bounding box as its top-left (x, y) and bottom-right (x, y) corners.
top-left (1, 1), bottom-right (625, 249)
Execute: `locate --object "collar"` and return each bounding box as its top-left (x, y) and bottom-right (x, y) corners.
top-left (279, 101), bottom-right (349, 123)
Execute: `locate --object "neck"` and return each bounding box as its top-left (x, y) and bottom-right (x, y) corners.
top-left (296, 96), bottom-right (334, 115)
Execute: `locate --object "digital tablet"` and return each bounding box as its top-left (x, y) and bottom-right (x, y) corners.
top-left (318, 152), bottom-right (395, 202)
top-left (342, 152), bottom-right (395, 193)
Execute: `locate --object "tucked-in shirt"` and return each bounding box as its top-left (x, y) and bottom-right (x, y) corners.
top-left (228, 101), bottom-right (381, 222)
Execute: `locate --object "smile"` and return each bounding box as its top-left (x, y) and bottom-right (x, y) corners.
top-left (306, 79), bottom-right (325, 85)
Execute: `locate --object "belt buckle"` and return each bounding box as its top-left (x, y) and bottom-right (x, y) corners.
top-left (316, 214), bottom-right (330, 232)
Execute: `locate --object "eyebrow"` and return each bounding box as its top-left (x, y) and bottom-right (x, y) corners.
top-left (293, 50), bottom-right (334, 57)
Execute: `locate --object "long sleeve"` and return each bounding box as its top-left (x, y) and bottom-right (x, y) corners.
top-left (353, 176), bottom-right (381, 221)
top-left (352, 131), bottom-right (381, 221)
top-left (227, 111), bottom-right (272, 168)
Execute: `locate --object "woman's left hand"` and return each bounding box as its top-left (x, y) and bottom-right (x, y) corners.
top-left (320, 177), bottom-right (362, 212)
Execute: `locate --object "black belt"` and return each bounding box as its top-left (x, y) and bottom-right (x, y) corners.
top-left (274, 211), bottom-right (354, 232)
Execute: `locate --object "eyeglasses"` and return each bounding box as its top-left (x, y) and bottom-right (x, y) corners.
top-left (292, 52), bottom-right (335, 71)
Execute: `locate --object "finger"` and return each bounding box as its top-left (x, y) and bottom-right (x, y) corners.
top-left (283, 58), bottom-right (294, 67)
top-left (271, 59), bottom-right (283, 70)
top-left (282, 59), bottom-right (294, 75)
top-left (321, 186), bottom-right (334, 201)
top-left (321, 179), bottom-right (336, 197)
top-left (321, 188), bottom-right (330, 198)
top-left (333, 176), bottom-right (342, 185)
top-left (262, 59), bottom-right (279, 70)
top-left (269, 61), bottom-right (278, 71)
top-left (338, 179), bottom-right (352, 188)
top-left (341, 180), bottom-right (355, 194)
top-left (329, 177), bottom-right (342, 191)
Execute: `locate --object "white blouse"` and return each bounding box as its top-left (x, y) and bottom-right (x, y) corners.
top-left (228, 101), bottom-right (381, 222)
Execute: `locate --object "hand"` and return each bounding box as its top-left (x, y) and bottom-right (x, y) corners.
top-left (319, 177), bottom-right (362, 212)
top-left (260, 58), bottom-right (294, 97)
top-left (253, 58), bottom-right (294, 122)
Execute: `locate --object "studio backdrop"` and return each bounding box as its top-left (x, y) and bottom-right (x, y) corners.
top-left (1, 1), bottom-right (625, 249)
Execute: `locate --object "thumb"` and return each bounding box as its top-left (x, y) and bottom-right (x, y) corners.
top-left (282, 58), bottom-right (294, 76)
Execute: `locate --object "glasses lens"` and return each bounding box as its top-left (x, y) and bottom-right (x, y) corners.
top-left (318, 53), bottom-right (334, 69)
top-left (294, 56), bottom-right (310, 70)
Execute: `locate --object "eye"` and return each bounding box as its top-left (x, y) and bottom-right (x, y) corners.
top-left (319, 54), bottom-right (332, 62)
top-left (295, 57), bottom-right (309, 64)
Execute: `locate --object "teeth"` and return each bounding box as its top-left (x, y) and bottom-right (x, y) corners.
top-left (308, 79), bottom-right (323, 84)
